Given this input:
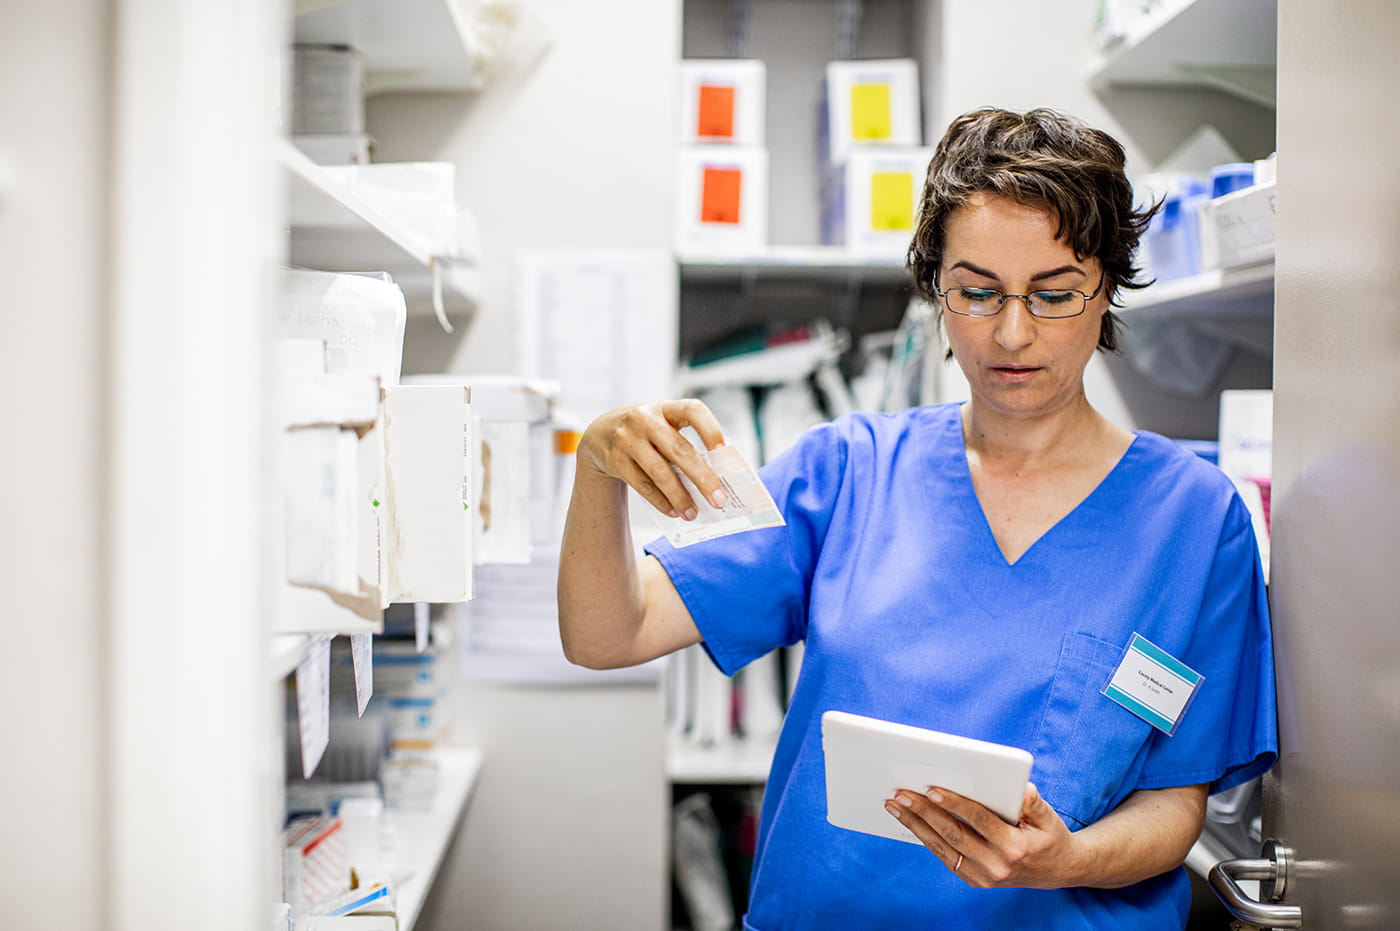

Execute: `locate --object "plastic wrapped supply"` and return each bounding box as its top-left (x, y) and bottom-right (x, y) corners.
top-left (279, 270), bottom-right (408, 387)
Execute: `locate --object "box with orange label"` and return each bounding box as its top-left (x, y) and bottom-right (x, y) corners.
top-left (674, 146), bottom-right (768, 252)
top-left (678, 59), bottom-right (766, 146)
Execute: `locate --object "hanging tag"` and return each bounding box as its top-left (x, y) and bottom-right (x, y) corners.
top-left (1102, 633), bottom-right (1204, 736)
top-left (296, 636), bottom-right (333, 778)
top-left (350, 632), bottom-right (373, 717)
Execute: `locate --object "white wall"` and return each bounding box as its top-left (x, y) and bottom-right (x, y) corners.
top-left (0, 6), bottom-right (108, 926)
top-left (366, 3), bottom-right (680, 928)
top-left (919, 0), bottom-right (1275, 438)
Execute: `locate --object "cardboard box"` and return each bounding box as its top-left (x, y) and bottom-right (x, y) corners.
top-left (824, 146), bottom-right (932, 255)
top-left (382, 385), bottom-right (474, 603)
top-left (822, 59), bottom-right (921, 165)
top-left (678, 59), bottom-right (766, 145)
top-left (674, 146), bottom-right (768, 253)
top-left (1198, 180), bottom-right (1276, 270)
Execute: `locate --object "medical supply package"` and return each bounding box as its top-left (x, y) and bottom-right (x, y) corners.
top-left (653, 445), bottom-right (785, 548)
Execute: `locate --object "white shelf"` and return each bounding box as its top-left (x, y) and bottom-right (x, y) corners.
top-left (280, 140), bottom-right (481, 319)
top-left (1086, 0), bottom-right (1278, 109)
top-left (386, 747), bottom-right (485, 929)
top-left (1121, 259), bottom-right (1274, 319)
top-left (294, 0), bottom-right (482, 94)
top-left (666, 736), bottom-right (775, 784)
top-left (1120, 260), bottom-right (1275, 356)
top-left (678, 246), bottom-right (910, 285)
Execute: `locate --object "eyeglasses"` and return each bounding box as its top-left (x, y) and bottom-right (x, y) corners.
top-left (932, 272), bottom-right (1105, 319)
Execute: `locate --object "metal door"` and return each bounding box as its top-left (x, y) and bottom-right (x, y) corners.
top-left (1211, 1), bottom-right (1400, 927)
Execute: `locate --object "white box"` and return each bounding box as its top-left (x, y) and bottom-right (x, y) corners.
top-left (674, 146), bottom-right (768, 253)
top-left (678, 59), bottom-right (766, 145)
top-left (279, 270), bottom-right (407, 387)
top-left (827, 146), bottom-right (932, 255)
top-left (357, 415), bottom-right (388, 613)
top-left (1198, 180), bottom-right (1276, 270)
top-left (296, 918), bottom-right (396, 931)
top-left (382, 385), bottom-right (474, 603)
top-left (283, 426), bottom-right (360, 596)
top-left (473, 419), bottom-right (532, 565)
top-left (280, 373), bottom-right (380, 430)
top-left (823, 59), bottom-right (921, 164)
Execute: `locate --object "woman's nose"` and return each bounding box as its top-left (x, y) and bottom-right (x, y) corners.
top-left (993, 296), bottom-right (1036, 351)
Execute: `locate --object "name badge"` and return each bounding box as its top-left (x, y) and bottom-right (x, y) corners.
top-left (1102, 633), bottom-right (1203, 736)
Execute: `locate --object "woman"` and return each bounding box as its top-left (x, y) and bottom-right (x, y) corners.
top-left (557, 108), bottom-right (1276, 928)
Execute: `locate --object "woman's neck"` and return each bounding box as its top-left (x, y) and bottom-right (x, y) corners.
top-left (961, 396), bottom-right (1115, 471)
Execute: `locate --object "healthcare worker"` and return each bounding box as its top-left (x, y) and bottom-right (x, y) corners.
top-left (557, 107), bottom-right (1277, 929)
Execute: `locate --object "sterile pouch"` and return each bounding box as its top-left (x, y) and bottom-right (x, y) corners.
top-left (653, 445), bottom-right (785, 548)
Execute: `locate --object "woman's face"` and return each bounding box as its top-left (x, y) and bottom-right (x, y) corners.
top-left (939, 192), bottom-right (1108, 421)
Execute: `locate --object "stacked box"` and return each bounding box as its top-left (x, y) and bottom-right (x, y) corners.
top-left (675, 60), bottom-right (768, 253)
top-left (818, 60), bottom-right (925, 256)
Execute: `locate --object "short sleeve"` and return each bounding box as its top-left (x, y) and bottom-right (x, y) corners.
top-left (644, 420), bottom-right (850, 676)
top-left (1138, 495), bottom-right (1279, 795)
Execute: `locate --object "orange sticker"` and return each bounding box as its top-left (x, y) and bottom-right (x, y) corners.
top-left (697, 84), bottom-right (736, 139)
top-left (701, 167), bottom-right (743, 225)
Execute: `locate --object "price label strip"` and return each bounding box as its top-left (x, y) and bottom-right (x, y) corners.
top-left (654, 445), bottom-right (785, 548)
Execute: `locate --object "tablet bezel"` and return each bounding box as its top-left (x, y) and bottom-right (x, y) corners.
top-left (820, 709), bottom-right (1035, 845)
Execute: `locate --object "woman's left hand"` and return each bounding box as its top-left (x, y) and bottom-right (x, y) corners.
top-left (885, 783), bottom-right (1084, 889)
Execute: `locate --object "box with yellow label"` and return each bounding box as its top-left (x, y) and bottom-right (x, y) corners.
top-left (822, 59), bottom-right (921, 165)
top-left (823, 147), bottom-right (932, 256)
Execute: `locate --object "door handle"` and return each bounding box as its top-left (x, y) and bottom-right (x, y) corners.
top-left (1208, 839), bottom-right (1304, 929)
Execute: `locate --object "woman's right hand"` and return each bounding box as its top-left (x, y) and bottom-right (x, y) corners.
top-left (577, 399), bottom-right (729, 521)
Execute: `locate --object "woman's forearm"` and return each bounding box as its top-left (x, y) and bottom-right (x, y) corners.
top-left (1066, 784), bottom-right (1209, 889)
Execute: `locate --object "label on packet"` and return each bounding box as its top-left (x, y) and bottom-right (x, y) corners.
top-left (652, 444), bottom-right (786, 548)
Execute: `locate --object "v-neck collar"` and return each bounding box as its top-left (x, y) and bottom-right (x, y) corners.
top-left (930, 404), bottom-right (1142, 569)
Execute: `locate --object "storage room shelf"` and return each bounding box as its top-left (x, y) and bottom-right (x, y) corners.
top-left (1086, 0), bottom-right (1278, 109)
top-left (678, 246), bottom-right (910, 285)
top-left (386, 748), bottom-right (484, 930)
top-left (280, 140), bottom-right (481, 319)
top-left (677, 335), bottom-right (843, 392)
top-left (293, 0), bottom-right (481, 94)
top-left (1119, 260), bottom-right (1274, 356)
top-left (271, 625), bottom-right (376, 681)
top-left (666, 736), bottom-right (775, 784)
top-left (1120, 259), bottom-right (1274, 320)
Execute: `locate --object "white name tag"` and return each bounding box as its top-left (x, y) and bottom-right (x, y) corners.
top-left (1102, 633), bottom-right (1203, 736)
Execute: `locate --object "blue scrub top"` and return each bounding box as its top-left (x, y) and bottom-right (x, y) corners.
top-left (646, 403), bottom-right (1277, 930)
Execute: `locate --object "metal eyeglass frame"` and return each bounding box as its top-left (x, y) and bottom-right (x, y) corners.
top-left (931, 271), bottom-right (1106, 319)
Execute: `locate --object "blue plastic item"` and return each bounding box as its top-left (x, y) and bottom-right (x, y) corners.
top-left (1210, 162), bottom-right (1256, 198)
top-left (1145, 177), bottom-right (1209, 281)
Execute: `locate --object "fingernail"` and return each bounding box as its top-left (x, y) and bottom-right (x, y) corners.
top-left (683, 508), bottom-right (697, 521)
top-left (885, 801), bottom-right (901, 817)
top-left (895, 794), bottom-right (913, 808)
top-left (927, 789), bottom-right (944, 803)
top-left (710, 489), bottom-right (728, 508)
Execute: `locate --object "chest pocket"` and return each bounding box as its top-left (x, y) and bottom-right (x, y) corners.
top-left (1030, 632), bottom-right (1157, 829)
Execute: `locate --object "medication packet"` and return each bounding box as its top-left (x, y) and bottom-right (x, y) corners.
top-left (653, 444), bottom-right (785, 547)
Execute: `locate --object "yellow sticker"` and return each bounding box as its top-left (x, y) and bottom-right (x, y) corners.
top-left (870, 170), bottom-right (914, 231)
top-left (850, 83), bottom-right (892, 141)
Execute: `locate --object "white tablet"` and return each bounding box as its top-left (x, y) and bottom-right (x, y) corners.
top-left (821, 710), bottom-right (1034, 845)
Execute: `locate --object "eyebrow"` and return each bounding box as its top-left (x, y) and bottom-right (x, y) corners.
top-left (948, 260), bottom-right (1086, 283)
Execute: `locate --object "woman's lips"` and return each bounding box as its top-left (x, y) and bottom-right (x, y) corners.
top-left (991, 365), bottom-right (1040, 383)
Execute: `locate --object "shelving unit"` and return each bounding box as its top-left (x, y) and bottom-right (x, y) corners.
top-left (292, 0), bottom-right (483, 94)
top-left (1120, 259), bottom-right (1275, 357)
top-left (678, 247), bottom-right (908, 285)
top-left (386, 748), bottom-right (485, 930)
top-left (1086, 0), bottom-right (1278, 109)
top-left (666, 736), bottom-right (776, 785)
top-left (281, 140), bottom-right (481, 320)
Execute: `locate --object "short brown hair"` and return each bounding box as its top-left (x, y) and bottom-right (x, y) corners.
top-left (906, 107), bottom-right (1158, 352)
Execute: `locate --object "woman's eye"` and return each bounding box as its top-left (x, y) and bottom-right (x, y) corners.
top-left (1034, 290), bottom-right (1076, 304)
top-left (959, 288), bottom-right (999, 301)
